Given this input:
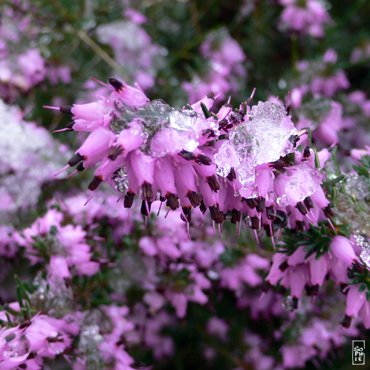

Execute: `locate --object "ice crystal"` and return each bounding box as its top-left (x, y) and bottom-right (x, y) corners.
top-left (216, 101), bottom-right (297, 187)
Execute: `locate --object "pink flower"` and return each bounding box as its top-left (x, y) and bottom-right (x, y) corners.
top-left (330, 236), bottom-right (359, 267)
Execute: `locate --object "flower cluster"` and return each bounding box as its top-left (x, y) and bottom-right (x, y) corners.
top-left (183, 28), bottom-right (246, 103)
top-left (96, 10), bottom-right (166, 90)
top-left (279, 0), bottom-right (331, 37)
top-left (48, 78), bottom-right (333, 247)
top-left (0, 100), bottom-right (68, 222)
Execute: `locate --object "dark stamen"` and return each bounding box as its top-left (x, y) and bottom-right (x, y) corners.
top-left (296, 201), bottom-right (308, 215)
top-left (200, 201), bottom-right (207, 214)
top-left (209, 205), bottom-right (224, 224)
top-left (226, 167), bottom-right (236, 181)
top-left (303, 196), bottom-right (314, 210)
top-left (68, 153), bottom-right (83, 167)
top-left (243, 198), bottom-right (257, 209)
top-left (187, 191), bottom-right (202, 207)
top-left (88, 176), bottom-right (102, 191)
top-left (206, 175), bottom-right (220, 192)
top-left (76, 162), bottom-right (85, 172)
top-left (179, 150), bottom-right (195, 161)
top-left (323, 205), bottom-right (335, 218)
top-left (266, 206), bottom-right (275, 220)
top-left (256, 197), bottom-right (265, 212)
top-left (142, 182), bottom-right (153, 200)
top-left (295, 220), bottom-right (305, 231)
top-left (108, 78), bottom-right (124, 91)
top-left (288, 134), bottom-right (300, 147)
top-left (166, 193), bottom-right (179, 210)
top-left (124, 192), bottom-right (135, 208)
top-left (303, 146), bottom-right (311, 158)
top-left (181, 207), bottom-right (192, 222)
top-left (60, 105), bottom-right (73, 115)
top-left (279, 260), bottom-right (289, 272)
top-left (196, 154), bottom-right (212, 165)
top-left (274, 211), bottom-right (288, 228)
top-left (231, 209), bottom-right (241, 223)
top-left (250, 216), bottom-right (260, 230)
top-left (200, 102), bottom-right (211, 118)
top-left (341, 315), bottom-right (352, 328)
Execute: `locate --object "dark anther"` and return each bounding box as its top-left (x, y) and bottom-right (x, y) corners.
top-left (108, 78), bottom-right (124, 91)
top-left (207, 92), bottom-right (215, 99)
top-left (160, 196), bottom-right (166, 202)
top-left (60, 105), bottom-right (72, 115)
top-left (266, 206), bottom-right (275, 220)
top-left (209, 205), bottom-right (224, 224)
top-left (303, 146), bottom-right (311, 158)
top-left (181, 207), bottom-right (192, 223)
top-left (200, 201), bottom-right (207, 214)
top-left (206, 175), bottom-right (220, 192)
top-left (305, 284), bottom-right (319, 296)
top-left (295, 220), bottom-right (305, 231)
top-left (88, 176), bottom-right (102, 191)
top-left (68, 153), bottom-right (83, 167)
top-left (296, 201), bottom-right (308, 215)
top-left (166, 193), bottom-right (179, 210)
top-left (243, 198), bottom-right (257, 209)
top-left (303, 196), bottom-right (314, 210)
top-left (292, 297), bottom-right (298, 310)
top-left (27, 352), bottom-right (37, 360)
top-left (142, 182), bottom-right (153, 201)
top-left (341, 315), bottom-right (352, 328)
top-left (227, 167), bottom-right (236, 181)
top-left (211, 206), bottom-right (224, 223)
top-left (108, 146), bottom-right (123, 160)
top-left (19, 320), bottom-right (31, 329)
top-left (339, 283), bottom-right (348, 294)
top-left (200, 102), bottom-right (211, 118)
top-left (274, 211), bottom-right (288, 228)
top-left (256, 197), bottom-right (265, 212)
top-left (19, 364), bottom-right (27, 369)
top-left (124, 192), bottom-right (135, 208)
top-left (179, 150), bottom-right (195, 161)
top-left (196, 154), bottom-right (212, 165)
top-left (323, 205), bottom-right (335, 218)
top-left (288, 134), bottom-right (300, 147)
top-left (187, 191), bottom-right (202, 207)
top-left (218, 119), bottom-right (228, 130)
top-left (141, 200), bottom-right (151, 216)
top-left (250, 216), bottom-right (260, 230)
top-left (279, 260), bottom-right (289, 272)
top-left (231, 209), bottom-right (241, 224)
top-left (76, 162), bottom-right (85, 172)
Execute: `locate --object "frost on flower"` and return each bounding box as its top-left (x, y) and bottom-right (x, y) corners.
top-left (48, 78), bottom-right (332, 235)
top-left (216, 101), bottom-right (298, 188)
top-left (0, 100), bottom-right (68, 221)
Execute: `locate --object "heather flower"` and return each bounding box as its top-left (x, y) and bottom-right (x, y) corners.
top-left (0, 100), bottom-right (68, 222)
top-left (48, 79), bottom-right (333, 239)
top-left (183, 28), bottom-right (246, 103)
top-left (0, 314), bottom-right (74, 369)
top-left (279, 0), bottom-right (331, 37)
top-left (330, 236), bottom-right (360, 267)
top-left (17, 209), bottom-right (99, 276)
top-left (96, 16), bottom-right (166, 90)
